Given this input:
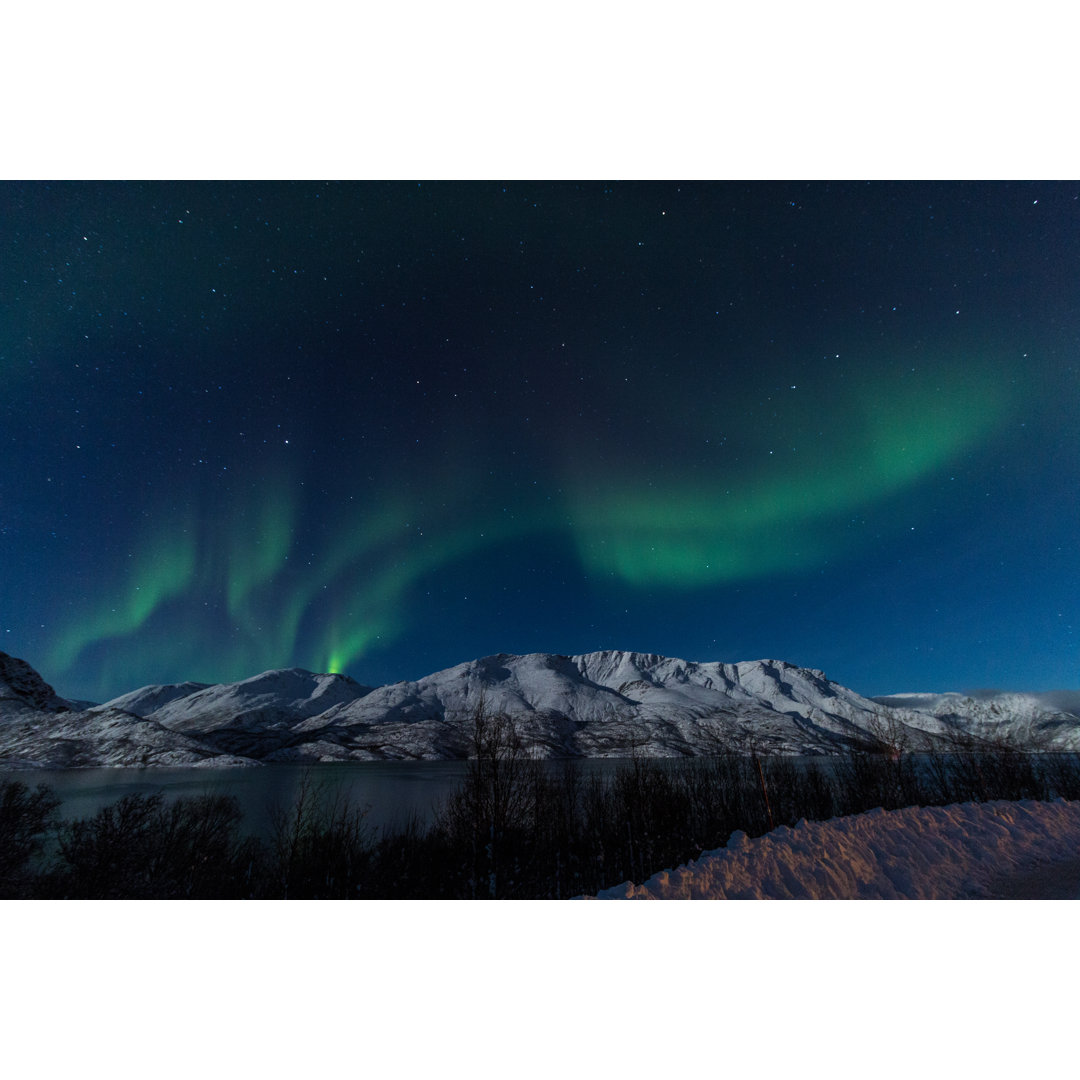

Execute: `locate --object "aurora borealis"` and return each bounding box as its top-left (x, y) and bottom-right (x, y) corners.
top-left (3, 181), bottom-right (1078, 702)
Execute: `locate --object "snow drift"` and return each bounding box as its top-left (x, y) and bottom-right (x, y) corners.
top-left (589, 799), bottom-right (1080, 900)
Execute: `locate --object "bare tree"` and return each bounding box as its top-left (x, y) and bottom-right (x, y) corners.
top-left (268, 770), bottom-right (372, 898)
top-left (440, 698), bottom-right (537, 898)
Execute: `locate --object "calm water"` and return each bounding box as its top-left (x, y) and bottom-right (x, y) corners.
top-left (0, 759), bottom-right (637, 838)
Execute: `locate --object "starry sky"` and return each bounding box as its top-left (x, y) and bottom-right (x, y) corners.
top-left (3, 180), bottom-right (1078, 702)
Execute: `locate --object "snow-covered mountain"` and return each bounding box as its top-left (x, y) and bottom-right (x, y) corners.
top-left (303, 652), bottom-right (937, 760)
top-left (872, 690), bottom-right (1080, 751)
top-left (0, 651), bottom-right (71, 714)
top-left (0, 651), bottom-right (255, 768)
top-left (2, 649), bottom-right (1079, 768)
top-left (103, 668), bottom-right (374, 759)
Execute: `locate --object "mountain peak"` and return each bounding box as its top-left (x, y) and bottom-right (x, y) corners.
top-left (235, 667), bottom-right (369, 693)
top-left (0, 652), bottom-right (70, 712)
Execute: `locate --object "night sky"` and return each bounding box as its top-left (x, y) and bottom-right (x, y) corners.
top-left (3, 180), bottom-right (1078, 703)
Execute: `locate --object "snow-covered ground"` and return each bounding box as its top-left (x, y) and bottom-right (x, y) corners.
top-left (588, 799), bottom-right (1080, 899)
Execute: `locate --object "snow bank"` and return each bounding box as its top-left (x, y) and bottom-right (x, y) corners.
top-left (590, 799), bottom-right (1080, 899)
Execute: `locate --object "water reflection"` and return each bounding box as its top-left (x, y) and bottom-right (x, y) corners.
top-left (0, 760), bottom-right (637, 837)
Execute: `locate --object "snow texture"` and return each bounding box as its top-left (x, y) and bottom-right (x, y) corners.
top-left (873, 690), bottom-right (1080, 749)
top-left (588, 799), bottom-right (1080, 900)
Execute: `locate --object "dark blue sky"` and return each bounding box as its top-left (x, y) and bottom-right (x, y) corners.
top-left (3, 180), bottom-right (1078, 701)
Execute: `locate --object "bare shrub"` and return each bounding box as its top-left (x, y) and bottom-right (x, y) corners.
top-left (267, 770), bottom-right (373, 898)
top-left (0, 780), bottom-right (60, 897)
top-left (51, 790), bottom-right (251, 899)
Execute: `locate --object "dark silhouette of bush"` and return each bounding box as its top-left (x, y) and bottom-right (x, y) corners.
top-left (265, 771), bottom-right (373, 898)
top-left (0, 780), bottom-right (61, 897)
top-left (1039, 752), bottom-right (1080, 800)
top-left (47, 790), bottom-right (255, 898)
top-left (363, 814), bottom-right (461, 899)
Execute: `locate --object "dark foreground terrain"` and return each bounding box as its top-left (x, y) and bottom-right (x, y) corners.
top-left (4, 709), bottom-right (1080, 899)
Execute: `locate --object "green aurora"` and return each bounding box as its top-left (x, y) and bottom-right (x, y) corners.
top-left (43, 347), bottom-right (1019, 695)
top-left (10, 180), bottom-right (1074, 702)
top-left (568, 354), bottom-right (1013, 586)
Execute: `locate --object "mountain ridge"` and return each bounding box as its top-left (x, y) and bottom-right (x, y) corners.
top-left (2, 649), bottom-right (1078, 768)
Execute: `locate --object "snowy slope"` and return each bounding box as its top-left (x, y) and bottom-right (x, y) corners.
top-left (0, 704), bottom-right (255, 769)
top-left (570, 653), bottom-right (931, 751)
top-left (874, 691), bottom-right (1080, 751)
top-left (0, 651), bottom-right (72, 713)
top-left (589, 799), bottom-right (1080, 900)
top-left (101, 680), bottom-right (212, 717)
top-left (96, 669), bottom-right (375, 759)
top-left (106, 668), bottom-right (371, 729)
